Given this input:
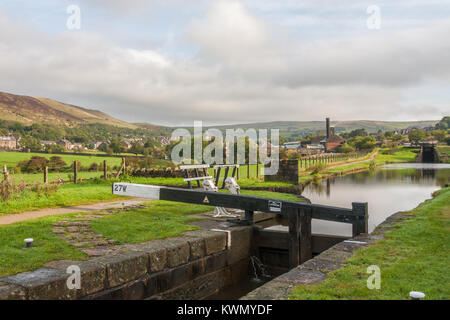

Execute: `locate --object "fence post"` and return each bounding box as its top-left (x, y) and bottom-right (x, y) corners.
top-left (44, 166), bottom-right (48, 184)
top-left (237, 166), bottom-right (240, 180)
top-left (73, 161), bottom-right (78, 184)
top-left (352, 202), bottom-right (369, 237)
top-left (103, 160), bottom-right (107, 180)
top-left (3, 164), bottom-right (8, 181)
top-left (247, 165), bottom-right (250, 179)
top-left (256, 163), bottom-right (259, 178)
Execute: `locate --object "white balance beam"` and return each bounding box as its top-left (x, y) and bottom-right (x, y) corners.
top-left (113, 183), bottom-right (161, 199)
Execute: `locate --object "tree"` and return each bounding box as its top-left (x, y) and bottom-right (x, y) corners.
top-left (432, 130), bottom-right (446, 142)
top-left (109, 140), bottom-right (124, 154)
top-left (384, 131), bottom-right (394, 138)
top-left (129, 142), bottom-right (144, 155)
top-left (435, 116), bottom-right (450, 130)
top-left (348, 129), bottom-right (368, 138)
top-left (20, 136), bottom-right (42, 151)
top-left (337, 143), bottom-right (354, 153)
top-left (48, 156), bottom-right (67, 171)
top-left (18, 156), bottom-right (48, 173)
top-left (353, 136), bottom-right (376, 150)
top-left (408, 129), bottom-right (426, 144)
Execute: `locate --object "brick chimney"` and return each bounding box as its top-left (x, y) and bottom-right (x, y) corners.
top-left (326, 117), bottom-right (331, 139)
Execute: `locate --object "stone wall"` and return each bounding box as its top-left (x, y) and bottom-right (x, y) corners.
top-left (130, 167), bottom-right (186, 178)
top-left (0, 227), bottom-right (253, 300)
top-left (264, 159), bottom-right (298, 185)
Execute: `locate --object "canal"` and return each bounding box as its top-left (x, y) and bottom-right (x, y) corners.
top-left (211, 163), bottom-right (450, 299)
top-left (302, 163), bottom-right (450, 237)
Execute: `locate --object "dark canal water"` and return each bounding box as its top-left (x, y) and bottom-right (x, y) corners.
top-left (301, 163), bottom-right (450, 236)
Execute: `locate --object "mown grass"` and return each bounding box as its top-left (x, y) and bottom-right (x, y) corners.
top-left (90, 201), bottom-right (207, 244)
top-left (289, 187), bottom-right (450, 300)
top-left (91, 190), bottom-right (302, 245)
top-left (309, 148), bottom-right (418, 177)
top-left (0, 181), bottom-right (123, 216)
top-left (437, 146), bottom-right (450, 157)
top-left (375, 147), bottom-right (419, 164)
top-left (0, 212), bottom-right (87, 277)
top-left (0, 190), bottom-right (304, 276)
top-left (437, 146), bottom-right (450, 163)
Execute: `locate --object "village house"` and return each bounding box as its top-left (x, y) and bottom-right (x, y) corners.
top-left (94, 141), bottom-right (110, 151)
top-left (157, 136), bottom-right (172, 146)
top-left (57, 139), bottom-right (74, 150)
top-left (121, 141), bottom-right (132, 150)
top-left (282, 141), bottom-right (302, 151)
top-left (40, 140), bottom-right (57, 148)
top-left (0, 136), bottom-right (19, 150)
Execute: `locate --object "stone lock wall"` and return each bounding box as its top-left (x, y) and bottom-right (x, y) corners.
top-left (0, 227), bottom-right (253, 300)
top-left (264, 159), bottom-right (299, 185)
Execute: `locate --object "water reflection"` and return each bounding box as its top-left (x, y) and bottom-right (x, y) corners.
top-left (301, 163), bottom-right (450, 237)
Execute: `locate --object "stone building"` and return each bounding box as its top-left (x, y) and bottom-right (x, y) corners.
top-left (0, 136), bottom-right (19, 150)
top-left (308, 118), bottom-right (345, 152)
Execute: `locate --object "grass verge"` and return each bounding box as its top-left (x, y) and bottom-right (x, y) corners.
top-left (289, 187), bottom-right (450, 300)
top-left (0, 181), bottom-right (123, 216)
top-left (0, 213), bottom-right (87, 277)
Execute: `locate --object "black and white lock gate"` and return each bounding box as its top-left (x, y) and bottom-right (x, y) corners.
top-left (112, 182), bottom-right (368, 268)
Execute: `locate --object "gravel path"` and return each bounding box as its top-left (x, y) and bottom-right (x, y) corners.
top-left (0, 198), bottom-right (149, 225)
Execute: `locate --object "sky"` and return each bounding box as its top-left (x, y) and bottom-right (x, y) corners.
top-left (0, 0), bottom-right (449, 126)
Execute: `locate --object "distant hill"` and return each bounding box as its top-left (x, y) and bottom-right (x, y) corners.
top-left (209, 120), bottom-right (440, 138)
top-left (0, 91), bottom-right (136, 129)
top-left (0, 91), bottom-right (440, 139)
top-left (134, 123), bottom-right (172, 135)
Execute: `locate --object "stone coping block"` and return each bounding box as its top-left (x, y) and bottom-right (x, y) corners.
top-left (44, 260), bottom-right (106, 297)
top-left (183, 230), bottom-right (227, 255)
top-left (300, 258), bottom-right (344, 273)
top-left (276, 267), bottom-right (326, 286)
top-left (316, 247), bottom-right (354, 264)
top-left (0, 268), bottom-right (75, 300)
top-left (241, 280), bottom-right (298, 300)
top-left (0, 282), bottom-right (27, 300)
top-left (92, 251), bottom-right (149, 288)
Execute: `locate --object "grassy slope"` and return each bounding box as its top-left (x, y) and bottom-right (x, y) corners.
top-left (437, 146), bottom-right (450, 163)
top-left (317, 148), bottom-right (417, 175)
top-left (289, 187), bottom-right (450, 300)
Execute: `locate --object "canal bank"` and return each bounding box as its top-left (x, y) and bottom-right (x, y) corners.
top-left (242, 186), bottom-right (450, 300)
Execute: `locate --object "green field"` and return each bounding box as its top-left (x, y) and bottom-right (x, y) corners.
top-left (0, 151), bottom-right (123, 170)
top-left (7, 171), bottom-right (104, 184)
top-left (289, 187), bottom-right (450, 300)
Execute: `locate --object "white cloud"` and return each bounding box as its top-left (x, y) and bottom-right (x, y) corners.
top-left (0, 1), bottom-right (449, 126)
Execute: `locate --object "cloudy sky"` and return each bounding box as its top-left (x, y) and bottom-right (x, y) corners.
top-left (1, 0), bottom-right (449, 126)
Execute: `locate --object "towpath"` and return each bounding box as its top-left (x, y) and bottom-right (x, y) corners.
top-left (0, 198), bottom-right (149, 226)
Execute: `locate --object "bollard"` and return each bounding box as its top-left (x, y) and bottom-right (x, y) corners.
top-left (24, 238), bottom-right (34, 248)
